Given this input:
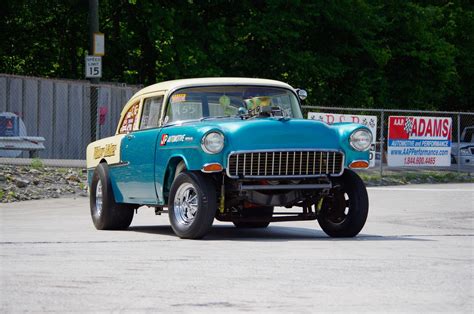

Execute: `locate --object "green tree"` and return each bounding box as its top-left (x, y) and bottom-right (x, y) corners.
top-left (0, 0), bottom-right (472, 111)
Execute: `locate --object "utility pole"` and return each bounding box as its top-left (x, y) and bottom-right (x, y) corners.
top-left (88, 0), bottom-right (99, 141)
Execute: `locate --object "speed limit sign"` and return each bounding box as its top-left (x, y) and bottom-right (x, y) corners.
top-left (85, 56), bottom-right (102, 78)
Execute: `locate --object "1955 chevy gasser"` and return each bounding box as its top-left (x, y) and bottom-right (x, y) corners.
top-left (86, 78), bottom-right (372, 239)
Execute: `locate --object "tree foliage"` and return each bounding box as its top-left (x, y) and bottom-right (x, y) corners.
top-left (0, 0), bottom-right (472, 111)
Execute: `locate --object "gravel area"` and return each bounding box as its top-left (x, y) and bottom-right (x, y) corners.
top-left (0, 165), bottom-right (88, 203)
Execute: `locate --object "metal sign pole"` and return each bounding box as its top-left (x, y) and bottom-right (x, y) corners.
top-left (89, 0), bottom-right (99, 141)
top-left (457, 113), bottom-right (461, 173)
top-left (379, 110), bottom-right (385, 181)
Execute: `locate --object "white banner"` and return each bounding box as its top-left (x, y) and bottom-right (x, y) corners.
top-left (308, 112), bottom-right (377, 167)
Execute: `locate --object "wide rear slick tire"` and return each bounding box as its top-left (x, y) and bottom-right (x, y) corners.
top-left (318, 169), bottom-right (369, 238)
top-left (233, 207), bottom-right (274, 228)
top-left (90, 163), bottom-right (134, 230)
top-left (169, 172), bottom-right (217, 239)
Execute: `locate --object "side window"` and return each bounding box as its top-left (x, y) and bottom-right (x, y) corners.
top-left (140, 96), bottom-right (163, 129)
top-left (119, 101), bottom-right (140, 134)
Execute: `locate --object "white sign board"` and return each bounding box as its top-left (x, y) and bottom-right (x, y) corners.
top-left (93, 32), bottom-right (105, 56)
top-left (308, 112), bottom-right (378, 167)
top-left (85, 56), bottom-right (102, 78)
top-left (387, 116), bottom-right (452, 167)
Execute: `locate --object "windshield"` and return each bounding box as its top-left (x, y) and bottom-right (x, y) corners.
top-left (164, 86), bottom-right (302, 124)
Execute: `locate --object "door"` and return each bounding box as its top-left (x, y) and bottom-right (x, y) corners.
top-left (114, 96), bottom-right (164, 204)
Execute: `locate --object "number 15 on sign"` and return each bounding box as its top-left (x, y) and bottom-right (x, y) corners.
top-left (85, 56), bottom-right (102, 78)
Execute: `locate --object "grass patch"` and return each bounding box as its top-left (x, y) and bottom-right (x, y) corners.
top-left (359, 171), bottom-right (474, 186)
top-left (30, 158), bottom-right (44, 170)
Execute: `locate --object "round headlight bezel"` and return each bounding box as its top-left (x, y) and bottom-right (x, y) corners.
top-left (350, 129), bottom-right (373, 151)
top-left (201, 131), bottom-right (224, 154)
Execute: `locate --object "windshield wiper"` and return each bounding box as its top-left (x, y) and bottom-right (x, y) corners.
top-left (200, 115), bottom-right (234, 121)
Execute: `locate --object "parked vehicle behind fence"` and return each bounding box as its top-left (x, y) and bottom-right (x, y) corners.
top-left (451, 126), bottom-right (474, 166)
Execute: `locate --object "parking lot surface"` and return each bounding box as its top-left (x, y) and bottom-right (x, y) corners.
top-left (1, 183), bottom-right (473, 313)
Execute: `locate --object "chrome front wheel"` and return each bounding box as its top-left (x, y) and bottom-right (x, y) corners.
top-left (168, 172), bottom-right (217, 239)
top-left (173, 183), bottom-right (199, 225)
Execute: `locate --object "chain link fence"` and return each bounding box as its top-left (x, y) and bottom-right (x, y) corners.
top-left (302, 106), bottom-right (474, 175)
top-left (1, 73), bottom-right (472, 175)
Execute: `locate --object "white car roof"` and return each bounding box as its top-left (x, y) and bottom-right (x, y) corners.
top-left (131, 77), bottom-right (295, 100)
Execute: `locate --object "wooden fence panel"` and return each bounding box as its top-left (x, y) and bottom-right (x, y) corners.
top-left (23, 79), bottom-right (39, 136)
top-left (0, 77), bottom-right (6, 112)
top-left (68, 83), bottom-right (85, 159)
top-left (53, 82), bottom-right (69, 158)
top-left (38, 79), bottom-right (54, 158)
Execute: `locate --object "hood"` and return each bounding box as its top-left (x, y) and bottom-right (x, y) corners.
top-left (196, 117), bottom-right (343, 151)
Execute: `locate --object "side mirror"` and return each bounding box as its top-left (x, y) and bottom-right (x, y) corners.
top-left (296, 89), bottom-right (308, 101)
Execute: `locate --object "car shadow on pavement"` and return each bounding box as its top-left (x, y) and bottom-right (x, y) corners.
top-left (127, 225), bottom-right (432, 242)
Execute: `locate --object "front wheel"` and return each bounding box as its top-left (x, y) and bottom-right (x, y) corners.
top-left (168, 172), bottom-right (217, 239)
top-left (317, 169), bottom-right (368, 237)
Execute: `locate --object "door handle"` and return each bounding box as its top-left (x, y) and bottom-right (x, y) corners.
top-left (126, 134), bottom-right (135, 140)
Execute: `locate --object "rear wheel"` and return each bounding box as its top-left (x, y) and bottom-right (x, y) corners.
top-left (233, 206), bottom-right (274, 228)
top-left (90, 163), bottom-right (134, 230)
top-left (169, 172), bottom-right (217, 239)
top-left (318, 169), bottom-right (368, 237)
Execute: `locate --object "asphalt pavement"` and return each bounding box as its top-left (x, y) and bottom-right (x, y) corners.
top-left (1, 183), bottom-right (473, 313)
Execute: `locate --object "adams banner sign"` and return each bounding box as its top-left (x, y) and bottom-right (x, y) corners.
top-left (387, 116), bottom-right (452, 167)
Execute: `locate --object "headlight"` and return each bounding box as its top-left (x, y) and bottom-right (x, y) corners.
top-left (201, 132), bottom-right (224, 154)
top-left (350, 129), bottom-right (372, 151)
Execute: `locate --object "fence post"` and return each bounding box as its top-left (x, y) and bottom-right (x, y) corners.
top-left (379, 110), bottom-right (385, 181)
top-left (457, 113), bottom-right (461, 173)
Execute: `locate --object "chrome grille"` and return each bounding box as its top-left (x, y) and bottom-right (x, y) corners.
top-left (227, 150), bottom-right (344, 178)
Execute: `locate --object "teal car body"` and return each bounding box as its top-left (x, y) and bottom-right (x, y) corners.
top-left (86, 78), bottom-right (372, 238)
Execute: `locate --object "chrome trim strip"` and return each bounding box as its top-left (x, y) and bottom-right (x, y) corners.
top-left (306, 151), bottom-right (309, 175)
top-left (299, 151), bottom-right (302, 175)
top-left (250, 152), bottom-right (254, 176)
top-left (272, 152), bottom-right (275, 175)
top-left (108, 161), bottom-right (130, 168)
top-left (243, 154), bottom-right (247, 176)
top-left (235, 154), bottom-right (239, 176)
top-left (240, 183), bottom-right (332, 190)
top-left (201, 163), bottom-right (224, 173)
top-left (348, 160), bottom-right (370, 169)
top-left (279, 152), bottom-right (282, 175)
top-left (292, 152), bottom-right (296, 175)
top-left (319, 151), bottom-right (322, 174)
top-left (257, 153), bottom-right (261, 176)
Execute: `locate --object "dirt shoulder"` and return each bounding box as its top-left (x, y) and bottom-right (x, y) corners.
top-left (0, 164), bottom-right (88, 203)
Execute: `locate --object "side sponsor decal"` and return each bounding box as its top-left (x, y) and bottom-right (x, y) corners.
top-left (160, 134), bottom-right (169, 146)
top-left (160, 134), bottom-right (189, 146)
top-left (93, 144), bottom-right (117, 159)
